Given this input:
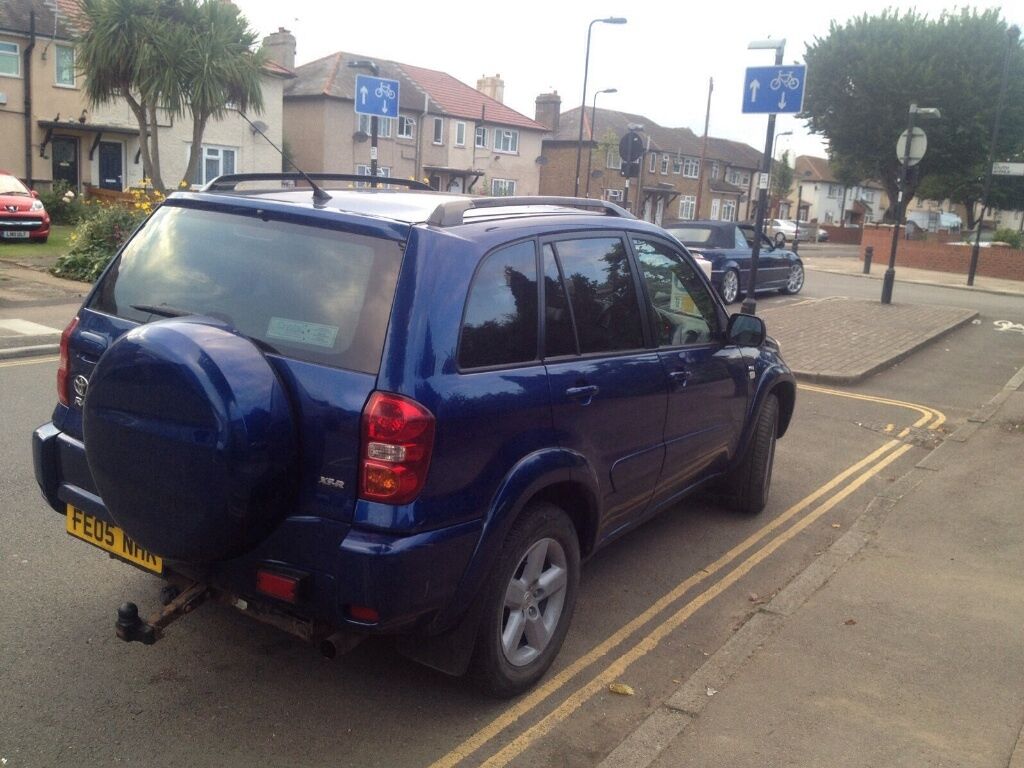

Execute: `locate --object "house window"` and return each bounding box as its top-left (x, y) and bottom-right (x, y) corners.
top-left (661, 154), bottom-right (670, 175)
top-left (493, 128), bottom-right (519, 153)
top-left (672, 157), bottom-right (682, 174)
top-left (649, 153), bottom-right (657, 173)
top-left (397, 115), bottom-right (415, 139)
top-left (355, 164), bottom-right (392, 187)
top-left (358, 114), bottom-right (393, 138)
top-left (726, 169), bottom-right (751, 187)
top-left (475, 125), bottom-right (487, 148)
top-left (189, 145), bottom-right (237, 186)
top-left (679, 195), bottom-right (696, 220)
top-left (710, 198), bottom-right (721, 220)
top-left (827, 183), bottom-right (840, 198)
top-left (455, 121), bottom-right (466, 147)
top-left (433, 118), bottom-right (444, 145)
top-left (0, 41), bottom-right (19, 77)
top-left (606, 146), bottom-right (622, 170)
top-left (606, 189), bottom-right (623, 202)
top-left (711, 162), bottom-right (720, 180)
top-left (682, 157), bottom-right (700, 178)
top-left (491, 178), bottom-right (516, 196)
top-left (55, 45), bottom-right (75, 87)
top-left (721, 200), bottom-right (736, 222)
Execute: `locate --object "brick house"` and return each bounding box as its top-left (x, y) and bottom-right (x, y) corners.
top-left (279, 38), bottom-right (546, 195)
top-left (535, 93), bottom-right (761, 225)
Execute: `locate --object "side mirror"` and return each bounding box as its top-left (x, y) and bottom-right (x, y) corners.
top-left (31, 190), bottom-right (40, 199)
top-left (773, 231), bottom-right (786, 247)
top-left (727, 313), bottom-right (766, 347)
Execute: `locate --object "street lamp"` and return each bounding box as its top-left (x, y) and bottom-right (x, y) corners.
top-left (348, 59), bottom-right (381, 188)
top-left (741, 38), bottom-right (785, 316)
top-left (770, 130), bottom-right (792, 218)
top-left (574, 17), bottom-right (627, 197)
top-left (881, 102), bottom-right (941, 304)
top-left (585, 87), bottom-right (617, 198)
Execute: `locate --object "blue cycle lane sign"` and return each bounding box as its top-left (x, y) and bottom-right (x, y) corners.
top-left (354, 74), bottom-right (400, 117)
top-left (742, 65), bottom-right (807, 114)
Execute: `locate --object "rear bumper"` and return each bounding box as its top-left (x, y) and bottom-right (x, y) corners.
top-left (33, 423), bottom-right (483, 635)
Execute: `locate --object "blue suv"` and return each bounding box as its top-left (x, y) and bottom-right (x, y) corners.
top-left (33, 174), bottom-right (795, 696)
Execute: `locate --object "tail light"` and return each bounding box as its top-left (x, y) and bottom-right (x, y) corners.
top-left (359, 392), bottom-right (435, 505)
top-left (56, 316), bottom-right (79, 406)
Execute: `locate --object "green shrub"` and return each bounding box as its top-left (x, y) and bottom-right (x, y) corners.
top-left (37, 180), bottom-right (86, 225)
top-left (52, 204), bottom-right (147, 281)
top-left (992, 228), bottom-right (1022, 249)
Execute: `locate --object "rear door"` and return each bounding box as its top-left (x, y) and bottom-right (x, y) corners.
top-left (629, 235), bottom-right (749, 498)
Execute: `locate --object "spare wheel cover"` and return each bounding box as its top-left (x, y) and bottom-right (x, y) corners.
top-left (83, 317), bottom-right (298, 563)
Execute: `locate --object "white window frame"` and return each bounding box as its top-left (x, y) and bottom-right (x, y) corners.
top-left (491, 178), bottom-right (516, 196)
top-left (355, 164), bottom-right (392, 188)
top-left (433, 117), bottom-right (444, 145)
top-left (475, 125), bottom-right (487, 148)
top-left (648, 153), bottom-right (657, 174)
top-left (660, 154), bottom-right (670, 175)
top-left (721, 200), bottom-right (736, 222)
top-left (0, 41), bottom-right (20, 78)
top-left (711, 161), bottom-right (720, 180)
top-left (827, 183), bottom-right (840, 198)
top-left (493, 128), bottom-right (519, 154)
top-left (397, 115), bottom-right (415, 139)
top-left (54, 44), bottom-right (76, 87)
top-left (682, 157), bottom-right (700, 179)
top-left (606, 189), bottom-right (624, 202)
top-left (710, 198), bottom-right (721, 220)
top-left (606, 146), bottom-right (622, 170)
top-left (679, 195), bottom-right (696, 220)
top-left (188, 144), bottom-right (238, 186)
top-left (454, 121), bottom-right (466, 147)
top-left (672, 157), bottom-right (682, 175)
top-left (358, 114), bottom-right (394, 138)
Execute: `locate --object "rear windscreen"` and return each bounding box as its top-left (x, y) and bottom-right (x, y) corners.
top-left (89, 204), bottom-right (404, 373)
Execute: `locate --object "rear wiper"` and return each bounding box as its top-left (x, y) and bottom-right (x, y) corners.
top-left (130, 303), bottom-right (193, 318)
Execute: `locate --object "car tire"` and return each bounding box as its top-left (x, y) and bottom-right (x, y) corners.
top-left (780, 263), bottom-right (805, 295)
top-left (719, 268), bottom-right (740, 304)
top-left (470, 502), bottom-right (580, 698)
top-left (36, 236), bottom-right (49, 244)
top-left (727, 393), bottom-right (779, 515)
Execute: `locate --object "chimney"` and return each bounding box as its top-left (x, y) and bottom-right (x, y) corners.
top-left (262, 27), bottom-right (296, 70)
top-left (477, 74), bottom-right (505, 104)
top-left (534, 92), bottom-right (561, 132)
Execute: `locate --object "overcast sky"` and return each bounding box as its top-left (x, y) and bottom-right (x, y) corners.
top-left (234, 0), bottom-right (1019, 164)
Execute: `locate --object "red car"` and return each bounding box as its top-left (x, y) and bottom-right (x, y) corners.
top-left (0, 172), bottom-right (51, 243)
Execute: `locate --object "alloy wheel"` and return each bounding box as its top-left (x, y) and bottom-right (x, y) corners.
top-left (500, 537), bottom-right (569, 667)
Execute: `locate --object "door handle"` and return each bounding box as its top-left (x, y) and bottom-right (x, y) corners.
top-left (669, 370), bottom-right (692, 387)
top-left (565, 385), bottom-right (599, 403)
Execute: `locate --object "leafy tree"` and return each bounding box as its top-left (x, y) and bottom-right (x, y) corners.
top-left (78, 0), bottom-right (265, 193)
top-left (802, 9), bottom-right (1024, 224)
top-left (770, 150), bottom-right (794, 216)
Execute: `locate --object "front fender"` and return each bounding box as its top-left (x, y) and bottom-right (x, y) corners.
top-left (732, 351), bottom-right (797, 466)
top-left (428, 446), bottom-right (598, 632)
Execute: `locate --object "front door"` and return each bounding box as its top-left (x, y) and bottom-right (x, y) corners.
top-left (52, 137), bottom-right (79, 189)
top-left (98, 142), bottom-right (124, 191)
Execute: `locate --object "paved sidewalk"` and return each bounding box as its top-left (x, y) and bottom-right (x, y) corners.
top-left (760, 297), bottom-right (977, 384)
top-left (0, 262), bottom-right (85, 359)
top-left (602, 365), bottom-right (1024, 768)
top-left (802, 254), bottom-right (1024, 297)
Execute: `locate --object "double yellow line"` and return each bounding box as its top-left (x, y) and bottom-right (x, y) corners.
top-left (431, 385), bottom-right (944, 768)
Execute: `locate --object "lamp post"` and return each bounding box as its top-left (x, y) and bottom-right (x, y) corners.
top-left (770, 129), bottom-right (792, 218)
top-left (881, 102), bottom-right (941, 304)
top-left (584, 88), bottom-right (617, 198)
top-left (348, 59), bottom-right (380, 188)
top-left (574, 17), bottom-right (627, 197)
top-left (742, 38), bottom-right (785, 316)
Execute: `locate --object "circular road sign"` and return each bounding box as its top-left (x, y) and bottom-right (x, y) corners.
top-left (896, 127), bottom-right (928, 166)
top-left (619, 131), bottom-right (645, 163)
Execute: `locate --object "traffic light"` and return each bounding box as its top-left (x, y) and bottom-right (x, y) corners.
top-left (620, 160), bottom-right (640, 178)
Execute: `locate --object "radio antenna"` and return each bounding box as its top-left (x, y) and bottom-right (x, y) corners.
top-left (238, 111), bottom-right (331, 205)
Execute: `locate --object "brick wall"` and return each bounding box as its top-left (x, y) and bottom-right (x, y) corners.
top-left (820, 224), bottom-right (862, 245)
top-left (861, 227), bottom-right (1024, 281)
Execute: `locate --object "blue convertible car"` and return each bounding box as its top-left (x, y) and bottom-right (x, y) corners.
top-left (662, 220), bottom-right (805, 304)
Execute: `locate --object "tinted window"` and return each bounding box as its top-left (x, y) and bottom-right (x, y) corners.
top-left (553, 237), bottom-right (644, 354)
top-left (543, 244), bottom-right (577, 357)
top-left (664, 225), bottom-right (716, 246)
top-left (633, 238), bottom-right (719, 346)
top-left (459, 241), bottom-right (538, 369)
top-left (90, 204), bottom-right (403, 373)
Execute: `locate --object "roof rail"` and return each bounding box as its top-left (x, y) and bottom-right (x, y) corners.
top-left (203, 173), bottom-right (433, 192)
top-left (426, 196), bottom-right (635, 227)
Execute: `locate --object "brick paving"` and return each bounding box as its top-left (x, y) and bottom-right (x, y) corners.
top-left (759, 296), bottom-right (978, 384)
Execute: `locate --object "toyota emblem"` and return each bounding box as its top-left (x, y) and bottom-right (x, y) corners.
top-left (73, 375), bottom-right (89, 398)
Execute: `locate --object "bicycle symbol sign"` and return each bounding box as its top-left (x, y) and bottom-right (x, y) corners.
top-left (355, 74), bottom-right (401, 117)
top-left (742, 65), bottom-right (807, 115)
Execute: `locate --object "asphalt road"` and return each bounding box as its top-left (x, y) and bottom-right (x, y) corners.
top-left (1, 276), bottom-right (1021, 768)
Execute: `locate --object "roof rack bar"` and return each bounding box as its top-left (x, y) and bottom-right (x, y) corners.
top-left (426, 196), bottom-right (634, 227)
top-left (204, 173), bottom-right (433, 192)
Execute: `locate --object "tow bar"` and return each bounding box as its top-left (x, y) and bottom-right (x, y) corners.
top-left (115, 582), bottom-right (209, 645)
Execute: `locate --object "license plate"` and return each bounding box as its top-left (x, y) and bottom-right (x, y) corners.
top-left (2, 231), bottom-right (30, 239)
top-left (66, 505), bottom-right (163, 574)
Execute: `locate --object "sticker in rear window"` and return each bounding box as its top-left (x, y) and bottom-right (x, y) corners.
top-left (267, 317), bottom-right (339, 348)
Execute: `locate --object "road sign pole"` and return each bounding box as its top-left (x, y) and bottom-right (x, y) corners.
top-left (370, 115), bottom-right (379, 189)
top-left (882, 104), bottom-right (915, 304)
top-left (741, 47), bottom-right (784, 316)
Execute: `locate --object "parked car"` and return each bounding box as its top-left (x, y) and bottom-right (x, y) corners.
top-left (33, 177), bottom-right (795, 697)
top-left (0, 172), bottom-right (51, 243)
top-left (766, 218), bottom-right (814, 246)
top-left (662, 219), bottom-right (805, 304)
top-left (816, 227), bottom-right (829, 242)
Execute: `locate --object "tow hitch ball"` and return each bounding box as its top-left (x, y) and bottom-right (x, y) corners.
top-left (115, 582), bottom-right (208, 645)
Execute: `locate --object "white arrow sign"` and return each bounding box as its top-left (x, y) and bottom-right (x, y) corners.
top-left (360, 85), bottom-right (368, 105)
top-left (749, 79), bottom-right (760, 102)
top-left (779, 92), bottom-right (787, 110)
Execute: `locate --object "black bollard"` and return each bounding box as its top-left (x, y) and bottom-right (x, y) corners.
top-left (863, 245), bottom-right (874, 274)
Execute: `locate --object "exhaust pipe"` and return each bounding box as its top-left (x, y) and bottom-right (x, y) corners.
top-left (320, 631), bottom-right (362, 659)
